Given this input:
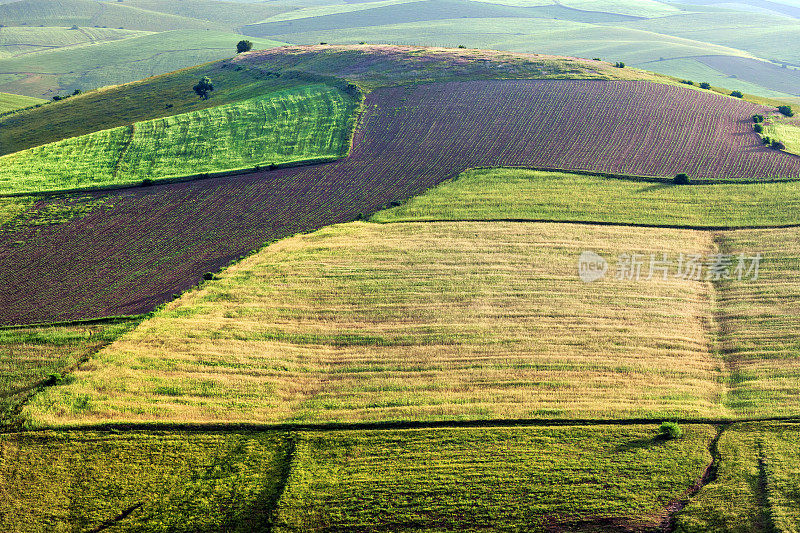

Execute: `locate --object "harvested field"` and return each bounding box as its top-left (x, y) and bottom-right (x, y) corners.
top-left (23, 222), bottom-right (721, 426)
top-left (2, 79), bottom-right (798, 324)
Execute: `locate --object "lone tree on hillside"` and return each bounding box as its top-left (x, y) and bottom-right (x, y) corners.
top-left (193, 76), bottom-right (214, 99)
top-left (699, 82), bottom-right (711, 90)
top-left (236, 40), bottom-right (253, 54)
top-left (778, 105), bottom-right (794, 117)
top-left (674, 173), bottom-right (690, 185)
top-left (730, 90), bottom-right (744, 98)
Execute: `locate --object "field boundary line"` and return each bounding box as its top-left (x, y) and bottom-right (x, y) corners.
top-left (8, 416), bottom-right (800, 435)
top-left (371, 218), bottom-right (800, 231)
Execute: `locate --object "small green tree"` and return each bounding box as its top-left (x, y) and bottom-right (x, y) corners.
top-left (236, 40), bottom-right (253, 54)
top-left (699, 82), bottom-right (711, 89)
top-left (754, 123), bottom-right (763, 133)
top-left (753, 114), bottom-right (764, 123)
top-left (193, 76), bottom-right (214, 99)
top-left (730, 90), bottom-right (744, 98)
top-left (778, 105), bottom-right (794, 117)
top-left (674, 173), bottom-right (690, 185)
top-left (659, 422), bottom-right (683, 439)
top-left (614, 61), bottom-right (625, 68)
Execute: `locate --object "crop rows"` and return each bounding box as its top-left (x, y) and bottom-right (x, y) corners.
top-left (1, 79), bottom-right (798, 324)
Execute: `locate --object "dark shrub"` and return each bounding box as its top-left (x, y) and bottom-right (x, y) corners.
top-left (772, 140), bottom-right (786, 150)
top-left (778, 105), bottom-right (794, 117)
top-left (674, 173), bottom-right (690, 185)
top-left (141, 178), bottom-right (154, 187)
top-left (680, 80), bottom-right (694, 85)
top-left (203, 272), bottom-right (214, 281)
top-left (763, 136), bottom-right (772, 145)
top-left (458, 44), bottom-right (466, 49)
top-left (592, 57), bottom-right (601, 61)
top-left (699, 82), bottom-right (711, 89)
top-left (659, 422), bottom-right (683, 439)
top-left (754, 123), bottom-right (763, 133)
top-left (730, 90), bottom-right (744, 98)
top-left (753, 114), bottom-right (764, 123)
top-left (614, 62), bottom-right (625, 68)
top-left (47, 373), bottom-right (64, 385)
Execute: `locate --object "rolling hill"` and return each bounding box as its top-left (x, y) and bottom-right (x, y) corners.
top-left (6, 43), bottom-right (800, 532)
top-left (0, 30), bottom-right (286, 98)
top-left (0, 0), bottom-right (214, 32)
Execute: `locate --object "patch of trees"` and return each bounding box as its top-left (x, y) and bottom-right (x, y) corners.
top-left (730, 90), bottom-right (744, 98)
top-left (778, 105), bottom-right (794, 117)
top-left (699, 82), bottom-right (711, 90)
top-left (613, 62), bottom-right (625, 68)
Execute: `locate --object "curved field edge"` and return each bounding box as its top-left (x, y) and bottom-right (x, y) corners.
top-left (1, 78), bottom-right (798, 325)
top-left (0, 425), bottom-right (715, 532)
top-left (0, 83), bottom-right (360, 195)
top-left (371, 168), bottom-right (800, 227)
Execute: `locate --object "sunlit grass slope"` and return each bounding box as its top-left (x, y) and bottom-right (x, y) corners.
top-left (676, 422), bottom-right (800, 532)
top-left (0, 431), bottom-right (288, 532)
top-left (0, 60), bottom-right (296, 156)
top-left (274, 425), bottom-right (716, 532)
top-left (0, 92), bottom-right (45, 114)
top-left (372, 168), bottom-right (800, 227)
top-left (0, 321), bottom-right (138, 426)
top-left (0, 83), bottom-right (358, 193)
top-left (24, 221), bottom-right (721, 426)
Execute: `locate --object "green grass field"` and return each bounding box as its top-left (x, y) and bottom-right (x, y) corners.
top-left (763, 116), bottom-right (800, 155)
top-left (0, 60), bottom-right (298, 156)
top-left (0, 83), bottom-right (358, 193)
top-left (274, 425), bottom-right (716, 532)
top-left (0, 30), bottom-right (285, 98)
top-left (0, 431), bottom-right (289, 532)
top-left (0, 320), bottom-right (138, 427)
top-left (676, 422), bottom-right (800, 532)
top-left (23, 221), bottom-right (723, 426)
top-left (0, 425), bottom-right (716, 532)
top-left (372, 168), bottom-right (800, 227)
top-left (0, 92), bottom-right (45, 114)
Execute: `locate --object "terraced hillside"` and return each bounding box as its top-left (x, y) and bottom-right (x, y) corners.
top-left (1, 77), bottom-right (797, 324)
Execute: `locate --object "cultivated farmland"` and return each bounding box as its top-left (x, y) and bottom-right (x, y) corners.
top-left (0, 84), bottom-right (358, 194)
top-left (0, 78), bottom-right (798, 324)
top-left (23, 221), bottom-right (722, 426)
top-left (0, 425), bottom-right (715, 532)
